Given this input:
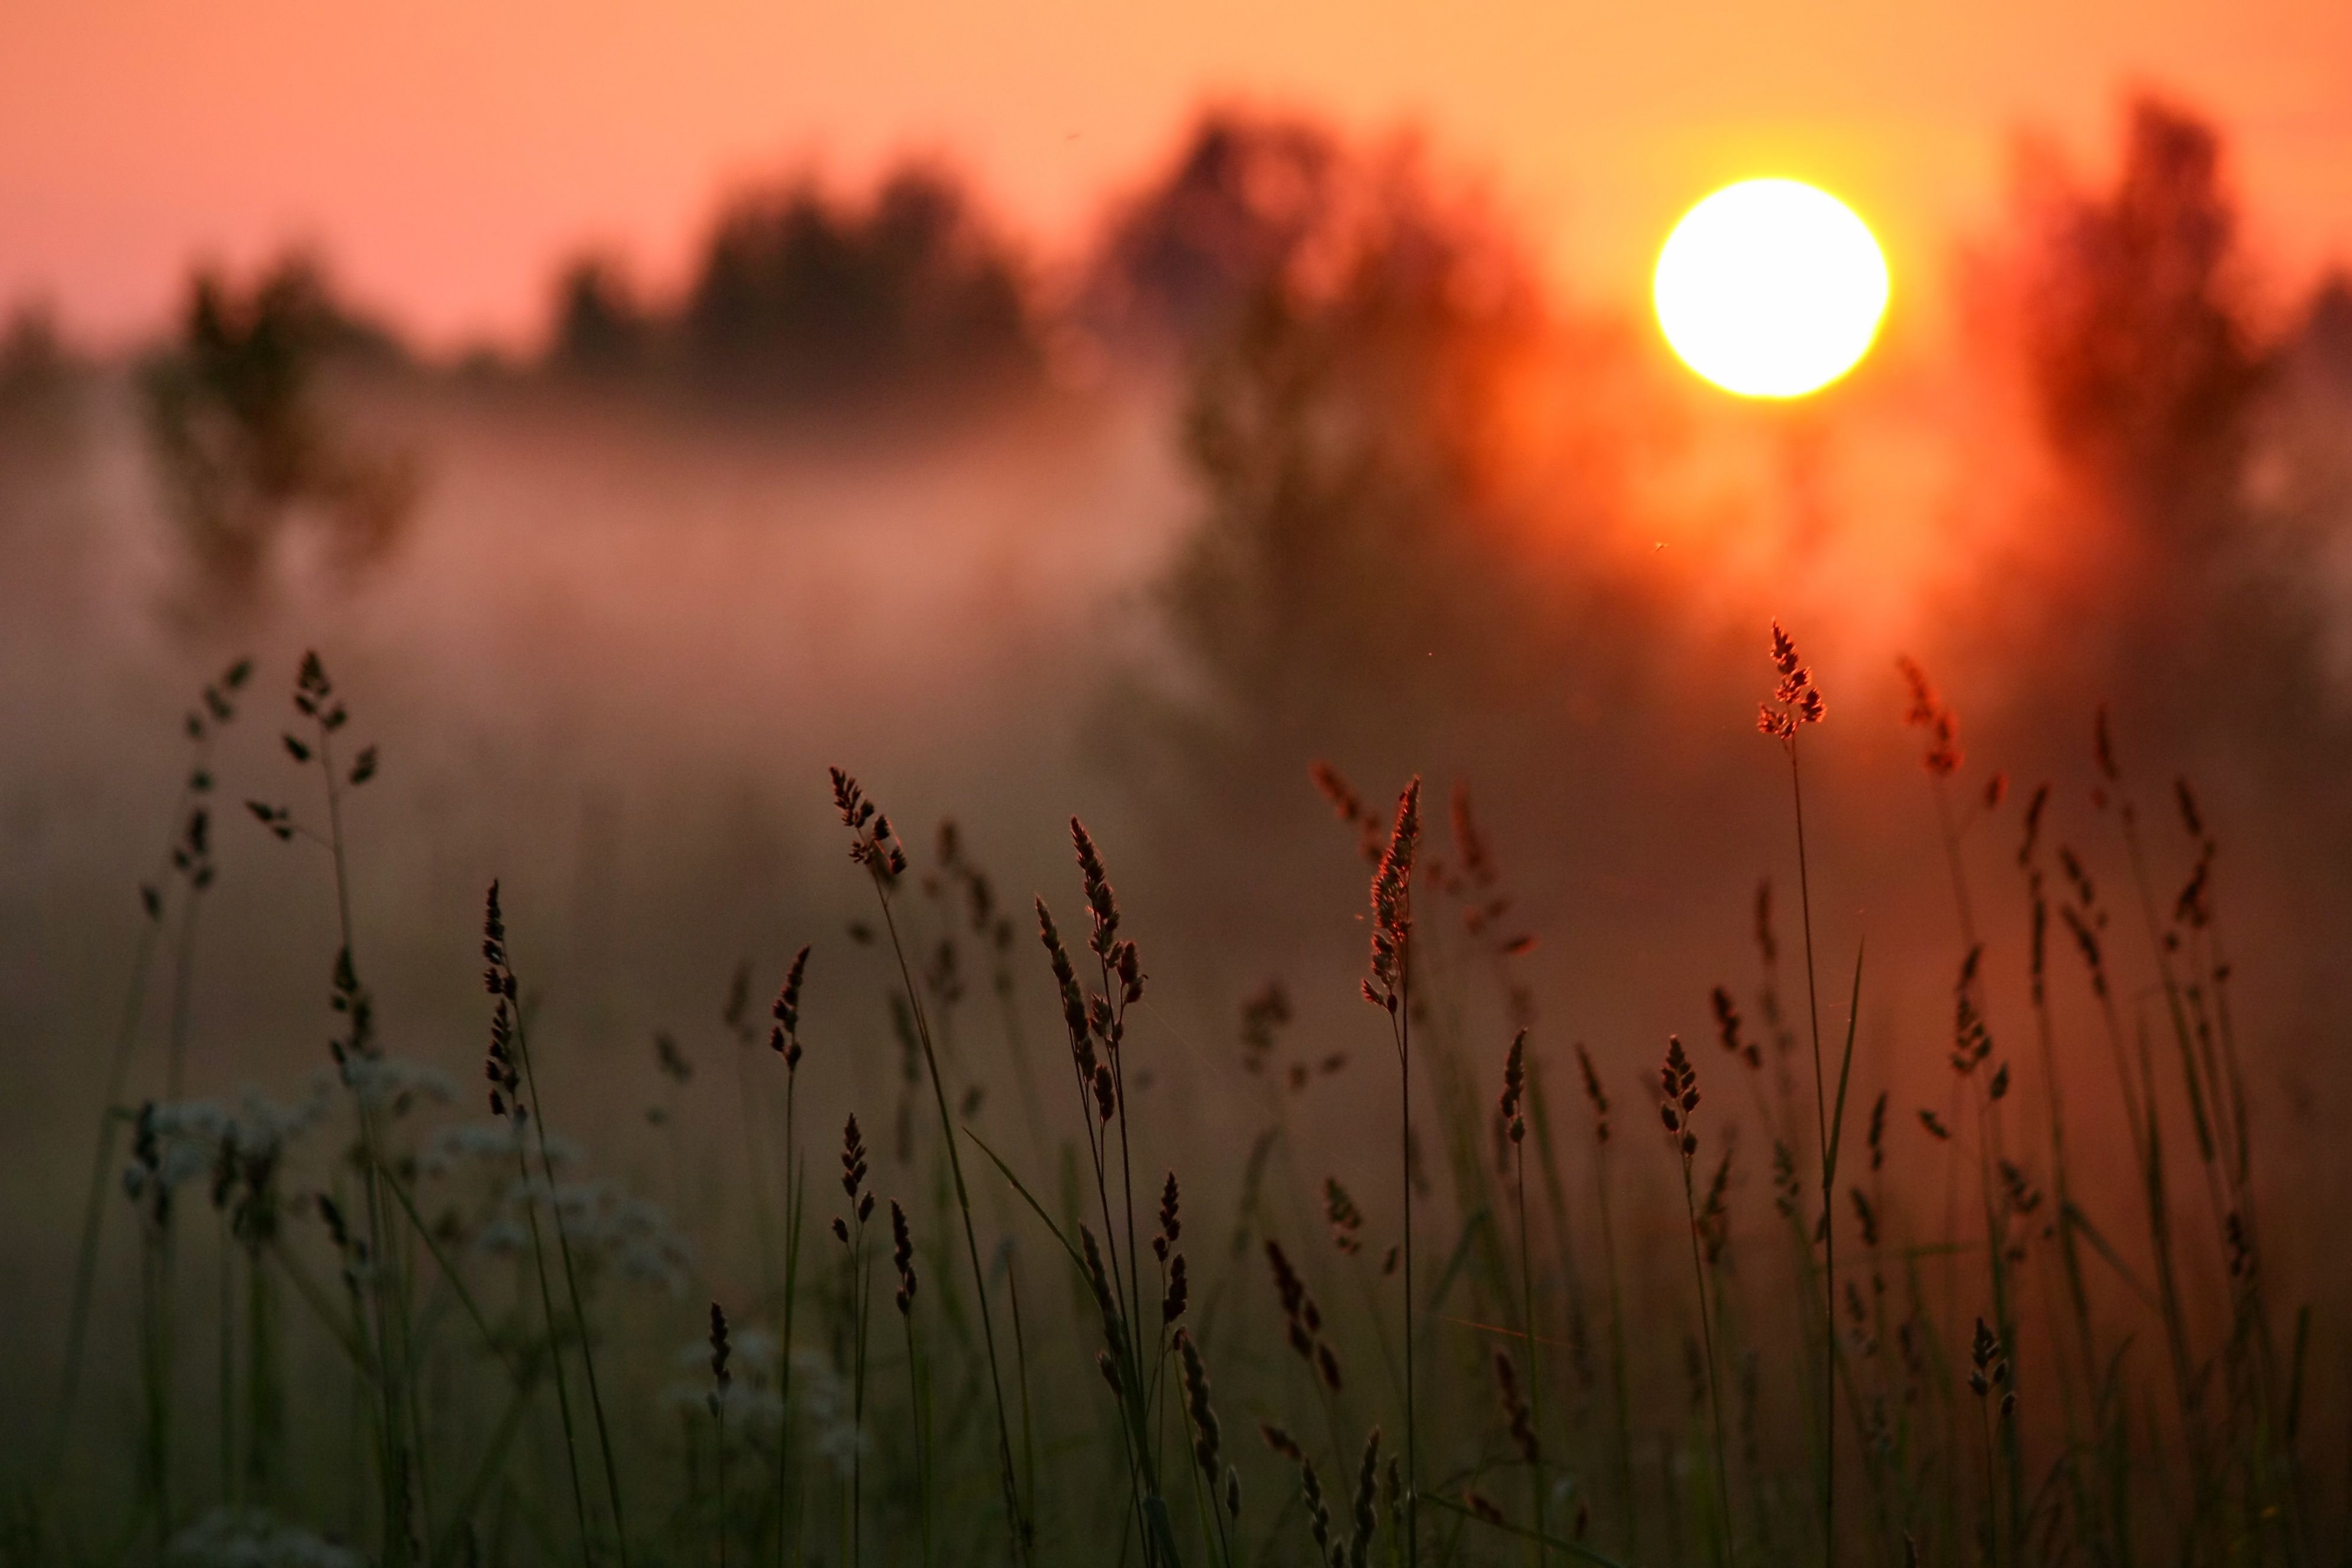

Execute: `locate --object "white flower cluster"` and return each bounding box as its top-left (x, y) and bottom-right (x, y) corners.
top-left (791, 1348), bottom-right (868, 1476)
top-left (124, 1101), bottom-right (226, 1200)
top-left (234, 1082), bottom-right (335, 1152)
top-left (674, 1325), bottom-right (778, 1375)
top-left (469, 1176), bottom-right (695, 1291)
top-left (666, 1324), bottom-right (787, 1427)
top-left (417, 1119), bottom-right (583, 1179)
top-left (167, 1508), bottom-right (363, 1568)
top-left (122, 1084), bottom-right (332, 1206)
top-left (338, 1054), bottom-right (455, 1115)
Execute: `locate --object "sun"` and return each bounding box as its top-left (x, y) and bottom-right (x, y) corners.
top-left (1653, 179), bottom-right (1889, 398)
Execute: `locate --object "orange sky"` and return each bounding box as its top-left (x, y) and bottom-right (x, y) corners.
top-left (5, 0), bottom-right (2350, 352)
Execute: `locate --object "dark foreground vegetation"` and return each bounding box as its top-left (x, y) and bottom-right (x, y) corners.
top-left (9, 614), bottom-right (2343, 1568)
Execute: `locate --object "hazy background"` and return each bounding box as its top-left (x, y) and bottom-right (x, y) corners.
top-left (4, 4), bottom-right (2352, 1499)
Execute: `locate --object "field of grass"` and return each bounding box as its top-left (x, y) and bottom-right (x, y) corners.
top-left (6, 620), bottom-right (2337, 1568)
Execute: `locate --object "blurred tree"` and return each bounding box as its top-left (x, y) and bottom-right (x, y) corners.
top-left (1113, 113), bottom-right (1651, 778)
top-left (0, 304), bottom-right (81, 528)
top-left (2010, 96), bottom-right (2267, 561)
top-left (548, 256), bottom-right (652, 378)
top-left (0, 303), bottom-right (67, 407)
top-left (1982, 94), bottom-right (2352, 813)
top-left (2300, 273), bottom-right (2352, 391)
top-left (1164, 214), bottom-right (1539, 732)
top-left (1082, 111), bottom-right (1353, 353)
top-left (678, 163), bottom-right (1039, 405)
top-left (143, 257), bottom-right (417, 618)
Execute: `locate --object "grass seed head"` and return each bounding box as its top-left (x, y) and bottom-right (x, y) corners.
top-left (1492, 1350), bottom-right (1540, 1464)
top-left (839, 1113), bottom-right (869, 1211)
top-left (1300, 1457), bottom-right (1334, 1556)
top-left (1710, 986), bottom-right (1761, 1068)
top-left (1347, 1428), bottom-right (1382, 1567)
top-left (1575, 1042), bottom-right (1611, 1144)
top-left (1363, 778), bottom-right (1422, 1014)
top-left (1324, 1178), bottom-right (1365, 1255)
top-left (1174, 1328), bottom-right (1222, 1484)
top-left (1310, 761), bottom-right (1385, 866)
top-left (770, 944), bottom-right (810, 1069)
top-left (1069, 817), bottom-right (1121, 960)
top-left (708, 1301), bottom-right (731, 1413)
top-left (1896, 654), bottom-right (1962, 775)
top-left (1498, 1030), bottom-right (1527, 1142)
top-left (1658, 1036), bottom-right (1699, 1157)
top-left (1154, 1170), bottom-right (1181, 1260)
top-left (1759, 621), bottom-right (1827, 740)
top-left (830, 768), bottom-right (907, 878)
top-left (891, 1199), bottom-right (917, 1314)
top-left (1259, 1423), bottom-right (1303, 1462)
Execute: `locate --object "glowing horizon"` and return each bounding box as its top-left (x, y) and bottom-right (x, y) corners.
top-left (4, 0), bottom-right (2351, 351)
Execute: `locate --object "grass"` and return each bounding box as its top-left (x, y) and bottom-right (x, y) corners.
top-left (15, 637), bottom-right (2343, 1568)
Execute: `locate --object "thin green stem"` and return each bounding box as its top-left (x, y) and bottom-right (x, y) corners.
top-left (1788, 743), bottom-right (1833, 1564)
top-left (1396, 970), bottom-right (1419, 1568)
top-left (1679, 1155), bottom-right (1733, 1568)
top-left (869, 875), bottom-right (1031, 1562)
top-left (1592, 1144), bottom-right (1638, 1560)
top-left (511, 1141), bottom-right (593, 1558)
top-left (53, 741), bottom-right (211, 1486)
top-left (312, 721), bottom-right (413, 1564)
top-left (1514, 1148), bottom-right (1546, 1564)
top-left (776, 1073), bottom-right (802, 1568)
top-left (509, 1001), bottom-right (631, 1565)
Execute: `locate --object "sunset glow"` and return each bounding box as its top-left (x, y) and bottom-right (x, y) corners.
top-left (1653, 179), bottom-right (1889, 398)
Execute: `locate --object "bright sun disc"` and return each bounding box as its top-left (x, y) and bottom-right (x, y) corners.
top-left (1653, 178), bottom-right (1889, 398)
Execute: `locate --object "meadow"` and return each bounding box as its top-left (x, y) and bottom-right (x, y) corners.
top-left (7, 618), bottom-right (2335, 1568)
top-left (5, 95), bottom-right (2351, 1568)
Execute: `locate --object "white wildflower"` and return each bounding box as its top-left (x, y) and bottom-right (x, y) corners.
top-left (168, 1507), bottom-right (364, 1568)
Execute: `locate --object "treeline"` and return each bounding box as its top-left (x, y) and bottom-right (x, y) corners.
top-left (32, 99), bottom-right (2352, 672)
top-left (93, 110), bottom-right (1521, 411)
top-left (541, 109), bottom-right (1492, 408)
top-left (548, 166), bottom-right (1039, 403)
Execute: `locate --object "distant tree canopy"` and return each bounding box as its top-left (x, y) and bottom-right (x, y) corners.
top-left (548, 257), bottom-right (652, 378)
top-left (0, 304), bottom-right (66, 405)
top-left (1111, 110), bottom-right (1654, 785)
top-left (2008, 97), bottom-right (2266, 555)
top-left (143, 257), bottom-right (416, 619)
top-left (1165, 201), bottom-right (1538, 724)
top-left (2298, 273), bottom-right (2352, 390)
top-left (548, 163), bottom-right (1042, 408)
top-left (1969, 93), bottom-right (2352, 788)
top-left (1082, 112), bottom-right (1360, 352)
